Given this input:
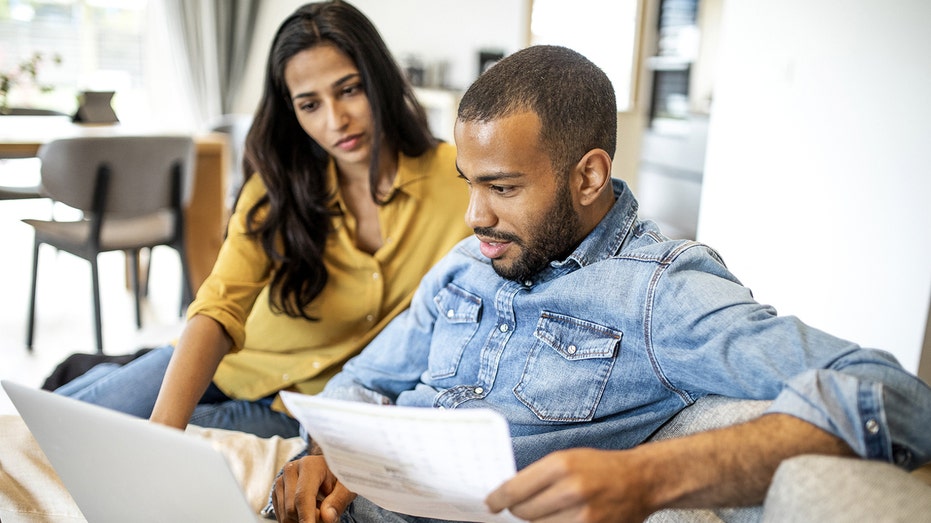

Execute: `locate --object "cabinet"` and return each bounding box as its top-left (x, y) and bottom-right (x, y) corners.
top-left (413, 87), bottom-right (461, 143)
top-left (646, 0), bottom-right (700, 124)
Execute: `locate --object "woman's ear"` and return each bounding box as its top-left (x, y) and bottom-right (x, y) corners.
top-left (573, 148), bottom-right (613, 207)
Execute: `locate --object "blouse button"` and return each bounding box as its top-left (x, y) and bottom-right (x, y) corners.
top-left (499, 324), bottom-right (509, 333)
top-left (447, 309), bottom-right (455, 318)
top-left (523, 279), bottom-right (533, 287)
top-left (865, 419), bottom-right (880, 434)
top-left (567, 345), bottom-right (577, 355)
top-left (474, 387), bottom-right (484, 395)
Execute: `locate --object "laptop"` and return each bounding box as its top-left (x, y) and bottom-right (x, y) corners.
top-left (72, 91), bottom-right (120, 123)
top-left (2, 380), bottom-right (265, 523)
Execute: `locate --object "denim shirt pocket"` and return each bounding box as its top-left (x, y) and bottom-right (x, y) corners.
top-left (429, 283), bottom-right (482, 379)
top-left (514, 311), bottom-right (621, 422)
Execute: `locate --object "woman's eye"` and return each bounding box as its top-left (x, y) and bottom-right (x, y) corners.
top-left (342, 84), bottom-right (363, 96)
top-left (298, 100), bottom-right (318, 112)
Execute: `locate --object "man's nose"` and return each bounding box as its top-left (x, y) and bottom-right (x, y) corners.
top-left (465, 191), bottom-right (495, 230)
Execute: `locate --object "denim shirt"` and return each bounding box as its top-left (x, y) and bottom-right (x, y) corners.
top-left (322, 179), bottom-right (931, 470)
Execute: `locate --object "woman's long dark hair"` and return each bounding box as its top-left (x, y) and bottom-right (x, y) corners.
top-left (242, 0), bottom-right (436, 320)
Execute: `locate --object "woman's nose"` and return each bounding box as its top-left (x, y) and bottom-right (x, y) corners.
top-left (326, 101), bottom-right (348, 130)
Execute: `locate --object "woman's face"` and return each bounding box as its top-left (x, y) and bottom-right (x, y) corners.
top-left (284, 43), bottom-right (376, 169)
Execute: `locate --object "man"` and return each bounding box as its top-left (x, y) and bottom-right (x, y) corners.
top-left (271, 45), bottom-right (931, 522)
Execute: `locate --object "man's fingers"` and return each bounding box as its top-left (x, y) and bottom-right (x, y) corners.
top-left (273, 460), bottom-right (301, 523)
top-left (292, 460), bottom-right (320, 521)
top-left (319, 481), bottom-right (357, 523)
top-left (273, 456), bottom-right (334, 523)
top-left (486, 456), bottom-right (561, 513)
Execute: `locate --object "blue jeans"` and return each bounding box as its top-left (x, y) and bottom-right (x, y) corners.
top-left (340, 497), bottom-right (460, 522)
top-left (55, 344), bottom-right (300, 439)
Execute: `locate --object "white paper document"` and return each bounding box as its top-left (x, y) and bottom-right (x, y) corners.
top-left (280, 392), bottom-right (523, 522)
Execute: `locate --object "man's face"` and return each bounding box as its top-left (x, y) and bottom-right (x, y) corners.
top-left (454, 110), bottom-right (581, 281)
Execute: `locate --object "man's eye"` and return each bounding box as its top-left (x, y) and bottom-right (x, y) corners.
top-left (490, 185), bottom-right (511, 194)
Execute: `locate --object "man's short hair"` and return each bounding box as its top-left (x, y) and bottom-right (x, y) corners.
top-left (457, 45), bottom-right (617, 174)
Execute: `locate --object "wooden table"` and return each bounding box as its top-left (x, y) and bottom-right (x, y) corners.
top-left (0, 116), bottom-right (229, 291)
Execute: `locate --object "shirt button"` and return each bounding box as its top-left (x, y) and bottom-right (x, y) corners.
top-left (893, 446), bottom-right (912, 465)
top-left (282, 373), bottom-right (290, 381)
top-left (523, 279), bottom-right (533, 287)
top-left (567, 345), bottom-right (577, 355)
top-left (474, 387), bottom-right (484, 395)
top-left (499, 324), bottom-right (509, 333)
top-left (865, 419), bottom-right (880, 434)
top-left (447, 309), bottom-right (455, 318)
top-left (366, 314), bottom-right (374, 322)
top-left (372, 272), bottom-right (380, 280)
top-left (312, 361), bottom-right (321, 369)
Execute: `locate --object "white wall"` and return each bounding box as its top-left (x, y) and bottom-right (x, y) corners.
top-left (698, 0), bottom-right (931, 373)
top-left (234, 0), bottom-right (530, 115)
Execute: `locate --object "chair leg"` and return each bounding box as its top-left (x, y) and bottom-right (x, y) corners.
top-left (143, 246), bottom-right (152, 297)
top-left (25, 240), bottom-right (41, 351)
top-left (90, 257), bottom-right (104, 354)
top-left (178, 249), bottom-right (193, 317)
top-left (128, 249), bottom-right (142, 329)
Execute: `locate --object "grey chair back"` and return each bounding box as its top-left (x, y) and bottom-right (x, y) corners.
top-left (25, 135), bottom-right (196, 353)
top-left (37, 135), bottom-right (195, 217)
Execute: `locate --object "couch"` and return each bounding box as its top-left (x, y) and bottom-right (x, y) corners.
top-left (646, 396), bottom-right (931, 522)
top-left (1, 396), bottom-right (928, 522)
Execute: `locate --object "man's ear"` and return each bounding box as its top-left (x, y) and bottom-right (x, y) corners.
top-left (573, 148), bottom-right (613, 207)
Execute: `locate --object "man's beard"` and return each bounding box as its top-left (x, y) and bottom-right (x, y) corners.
top-left (476, 179), bottom-right (580, 282)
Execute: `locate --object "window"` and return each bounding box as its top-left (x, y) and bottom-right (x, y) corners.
top-left (530, 0), bottom-right (641, 112)
top-left (0, 0), bottom-right (149, 120)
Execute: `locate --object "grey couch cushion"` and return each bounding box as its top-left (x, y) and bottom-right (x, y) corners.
top-left (649, 396), bottom-right (771, 442)
top-left (646, 396), bottom-right (770, 523)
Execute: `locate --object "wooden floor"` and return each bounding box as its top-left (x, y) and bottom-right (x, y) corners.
top-left (0, 194), bottom-right (186, 416)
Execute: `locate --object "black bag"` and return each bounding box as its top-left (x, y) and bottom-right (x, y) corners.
top-left (41, 347), bottom-right (154, 391)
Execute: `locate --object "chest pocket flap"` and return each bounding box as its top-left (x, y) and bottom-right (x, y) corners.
top-left (429, 284), bottom-right (482, 379)
top-left (515, 311), bottom-right (622, 422)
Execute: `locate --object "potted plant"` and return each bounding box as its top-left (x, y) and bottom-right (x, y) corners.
top-left (0, 52), bottom-right (62, 115)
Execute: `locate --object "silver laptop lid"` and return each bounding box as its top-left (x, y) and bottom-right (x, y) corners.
top-left (2, 380), bottom-right (263, 523)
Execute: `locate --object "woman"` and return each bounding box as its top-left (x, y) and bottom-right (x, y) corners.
top-left (56, 0), bottom-right (471, 438)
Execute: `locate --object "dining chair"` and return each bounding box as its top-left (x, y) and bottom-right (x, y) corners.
top-left (23, 135), bottom-right (195, 353)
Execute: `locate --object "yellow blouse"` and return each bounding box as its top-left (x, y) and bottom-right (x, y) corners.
top-left (186, 143), bottom-right (470, 410)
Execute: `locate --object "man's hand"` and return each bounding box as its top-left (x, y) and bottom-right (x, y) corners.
top-left (272, 455), bottom-right (356, 523)
top-left (486, 448), bottom-right (649, 523)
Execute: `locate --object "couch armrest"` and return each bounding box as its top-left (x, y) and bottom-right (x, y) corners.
top-left (762, 455), bottom-right (931, 522)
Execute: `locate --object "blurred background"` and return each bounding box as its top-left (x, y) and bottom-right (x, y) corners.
top-left (1, 0), bottom-right (929, 388)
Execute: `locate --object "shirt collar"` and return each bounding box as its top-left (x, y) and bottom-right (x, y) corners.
top-left (553, 178), bottom-right (639, 270)
top-left (326, 149), bottom-right (428, 210)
